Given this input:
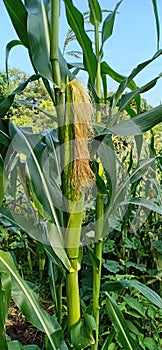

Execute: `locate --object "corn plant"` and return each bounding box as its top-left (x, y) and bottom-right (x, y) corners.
top-left (0, 0), bottom-right (162, 349)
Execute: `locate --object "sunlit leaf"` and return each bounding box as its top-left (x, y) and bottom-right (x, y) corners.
top-left (151, 0), bottom-right (160, 50)
top-left (112, 50), bottom-right (162, 110)
top-left (3, 0), bottom-right (29, 48)
top-left (88, 0), bottom-right (102, 26)
top-left (5, 40), bottom-right (24, 80)
top-left (64, 0), bottom-right (97, 86)
top-left (118, 75), bottom-right (161, 112)
top-left (101, 1), bottom-right (122, 49)
top-left (25, 0), bottom-right (52, 81)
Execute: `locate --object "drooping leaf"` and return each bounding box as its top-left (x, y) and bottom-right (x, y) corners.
top-left (25, 0), bottom-right (52, 81)
top-left (64, 0), bottom-right (97, 86)
top-left (88, 0), bottom-right (102, 26)
top-left (15, 99), bottom-right (58, 123)
top-left (3, 0), bottom-right (29, 48)
top-left (120, 197), bottom-right (162, 215)
top-left (3, 125), bottom-right (72, 271)
top-left (5, 40), bottom-right (24, 80)
top-left (0, 74), bottom-right (40, 118)
top-left (102, 280), bottom-right (162, 309)
top-left (0, 251), bottom-right (68, 350)
top-left (106, 293), bottom-right (137, 350)
top-left (101, 61), bottom-right (138, 91)
top-left (151, 0), bottom-right (160, 50)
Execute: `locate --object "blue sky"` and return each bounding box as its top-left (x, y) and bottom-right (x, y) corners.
top-left (0, 0), bottom-right (162, 107)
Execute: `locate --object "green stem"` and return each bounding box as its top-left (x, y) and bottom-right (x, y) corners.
top-left (66, 261), bottom-right (80, 328)
top-left (92, 21), bottom-right (104, 350)
top-left (93, 193), bottom-right (104, 350)
top-left (66, 199), bottom-right (84, 329)
top-left (50, 0), bottom-right (61, 87)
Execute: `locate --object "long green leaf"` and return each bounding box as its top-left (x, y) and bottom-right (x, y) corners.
top-left (0, 251), bottom-right (68, 350)
top-left (5, 40), bottom-right (24, 80)
top-left (103, 157), bottom-right (156, 227)
top-left (3, 0), bottom-right (29, 48)
top-left (112, 50), bottom-right (162, 110)
top-left (118, 75), bottom-right (161, 112)
top-left (120, 197), bottom-right (162, 215)
top-left (15, 99), bottom-right (58, 122)
top-left (106, 293), bottom-right (137, 350)
top-left (96, 104), bottom-right (162, 138)
top-left (151, 0), bottom-right (160, 50)
top-left (25, 0), bottom-right (52, 81)
top-left (101, 1), bottom-right (122, 48)
top-left (102, 280), bottom-right (162, 309)
top-left (7, 125), bottom-right (72, 271)
top-left (64, 0), bottom-right (97, 86)
top-left (101, 61), bottom-right (138, 91)
top-left (101, 61), bottom-right (140, 111)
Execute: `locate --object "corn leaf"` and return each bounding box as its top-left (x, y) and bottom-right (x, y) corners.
top-left (95, 104), bottom-right (162, 138)
top-left (0, 251), bottom-right (68, 350)
top-left (101, 1), bottom-right (122, 49)
top-left (70, 314), bottom-right (96, 350)
top-left (5, 125), bottom-right (72, 271)
top-left (0, 273), bottom-right (11, 350)
top-left (5, 40), bottom-right (24, 80)
top-left (103, 280), bottom-right (162, 309)
top-left (151, 0), bottom-right (160, 50)
top-left (64, 0), bottom-right (97, 86)
top-left (118, 75), bottom-right (161, 112)
top-left (3, 0), bottom-right (29, 48)
top-left (120, 197), bottom-right (162, 215)
top-left (101, 61), bottom-right (138, 91)
top-left (112, 49), bottom-right (162, 110)
top-left (106, 293), bottom-right (137, 350)
top-left (88, 0), bottom-right (102, 26)
top-left (0, 120), bottom-right (10, 147)
top-left (0, 74), bottom-right (40, 118)
top-left (25, 0), bottom-right (52, 81)
top-left (0, 157), bottom-right (4, 204)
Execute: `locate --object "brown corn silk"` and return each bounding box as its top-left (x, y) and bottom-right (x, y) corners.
top-left (67, 79), bottom-right (95, 197)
